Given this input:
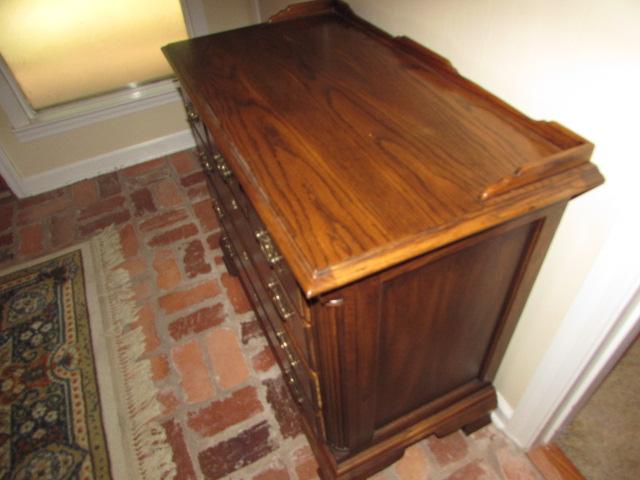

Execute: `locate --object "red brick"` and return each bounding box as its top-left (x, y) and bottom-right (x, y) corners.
top-left (147, 223), bottom-right (198, 247)
top-left (18, 224), bottom-right (44, 256)
top-left (97, 172), bottom-right (121, 197)
top-left (131, 188), bottom-right (156, 217)
top-left (79, 210), bottom-right (131, 236)
top-left (264, 377), bottom-right (302, 439)
top-left (0, 204), bottom-right (14, 232)
top-left (252, 345), bottom-right (276, 372)
top-left (193, 198), bottom-right (218, 232)
top-left (158, 389), bottom-right (181, 416)
top-left (205, 327), bottom-right (250, 389)
top-left (18, 189), bottom-right (64, 208)
top-left (152, 249), bottom-right (182, 291)
top-left (162, 420), bottom-right (197, 480)
top-left (170, 150), bottom-right (199, 175)
top-left (133, 280), bottom-right (153, 302)
top-left (253, 463), bottom-right (291, 480)
top-left (117, 257), bottom-right (146, 279)
top-left (135, 304), bottom-right (160, 353)
top-left (187, 386), bottom-right (262, 437)
top-left (172, 339), bottom-right (215, 404)
top-left (241, 319), bottom-right (263, 344)
top-left (0, 233), bottom-right (13, 248)
top-left (139, 209), bottom-right (189, 232)
top-left (78, 195), bottom-right (126, 220)
top-left (118, 224), bottom-right (139, 258)
top-left (150, 354), bottom-right (170, 381)
top-left (152, 178), bottom-right (183, 209)
top-left (198, 421), bottom-right (275, 479)
top-left (159, 280), bottom-right (219, 314)
top-left (445, 459), bottom-right (493, 480)
top-left (293, 445), bottom-right (318, 480)
top-left (183, 239), bottom-right (211, 278)
top-left (187, 184), bottom-right (210, 200)
top-left (50, 213), bottom-right (75, 248)
top-left (206, 232), bottom-right (221, 251)
top-left (120, 158), bottom-right (165, 177)
top-left (222, 272), bottom-right (251, 314)
top-left (394, 443), bottom-right (431, 480)
top-left (168, 304), bottom-right (225, 341)
top-left (71, 179), bottom-right (98, 206)
top-left (495, 446), bottom-right (541, 480)
top-left (181, 171), bottom-right (205, 187)
top-left (16, 196), bottom-right (69, 225)
top-left (427, 431), bottom-right (469, 467)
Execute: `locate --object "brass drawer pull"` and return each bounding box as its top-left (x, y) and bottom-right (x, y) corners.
top-left (220, 235), bottom-right (234, 258)
top-left (212, 198), bottom-right (225, 219)
top-left (285, 371), bottom-right (304, 405)
top-left (197, 150), bottom-right (213, 172)
top-left (268, 278), bottom-right (293, 320)
top-left (186, 105), bottom-right (199, 123)
top-left (214, 153), bottom-right (233, 180)
top-left (255, 230), bottom-right (283, 266)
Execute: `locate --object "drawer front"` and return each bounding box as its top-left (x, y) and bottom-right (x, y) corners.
top-left (201, 148), bottom-right (316, 369)
top-left (216, 195), bottom-right (324, 432)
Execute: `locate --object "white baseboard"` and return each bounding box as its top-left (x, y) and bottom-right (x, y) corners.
top-left (491, 391), bottom-right (516, 437)
top-left (0, 142), bottom-right (28, 198)
top-left (7, 129), bottom-right (195, 198)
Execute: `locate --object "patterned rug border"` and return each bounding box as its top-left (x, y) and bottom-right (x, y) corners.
top-left (0, 228), bottom-right (177, 479)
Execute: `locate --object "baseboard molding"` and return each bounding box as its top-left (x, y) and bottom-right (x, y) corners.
top-left (0, 142), bottom-right (27, 198)
top-left (14, 129), bottom-right (195, 197)
top-left (491, 390), bottom-right (515, 435)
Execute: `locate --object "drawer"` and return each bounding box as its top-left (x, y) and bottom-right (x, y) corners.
top-left (209, 149), bottom-right (310, 318)
top-left (220, 213), bottom-right (324, 433)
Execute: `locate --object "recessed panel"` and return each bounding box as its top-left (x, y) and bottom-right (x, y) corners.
top-left (374, 222), bottom-right (535, 428)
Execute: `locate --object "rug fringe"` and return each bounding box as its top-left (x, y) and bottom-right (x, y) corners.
top-left (94, 227), bottom-right (177, 480)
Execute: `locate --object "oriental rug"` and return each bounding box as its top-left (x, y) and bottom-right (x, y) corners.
top-left (0, 229), bottom-right (176, 479)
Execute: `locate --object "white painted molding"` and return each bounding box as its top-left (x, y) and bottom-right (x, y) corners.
top-left (19, 129), bottom-right (195, 197)
top-left (491, 390), bottom-right (514, 433)
top-left (181, 0), bottom-right (209, 37)
top-left (12, 80), bottom-right (181, 142)
top-left (0, 143), bottom-right (27, 198)
top-left (501, 217), bottom-right (640, 449)
top-left (251, 0), bottom-right (263, 23)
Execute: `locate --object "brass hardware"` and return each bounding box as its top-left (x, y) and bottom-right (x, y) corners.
top-left (212, 199), bottom-right (225, 219)
top-left (186, 105), bottom-right (199, 123)
top-left (285, 371), bottom-right (304, 405)
top-left (255, 230), bottom-right (283, 266)
top-left (214, 153), bottom-right (233, 180)
top-left (268, 278), bottom-right (293, 320)
top-left (220, 235), bottom-right (234, 258)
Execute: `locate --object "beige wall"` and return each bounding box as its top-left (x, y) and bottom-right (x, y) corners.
top-left (260, 0), bottom-right (637, 407)
top-left (0, 1), bottom-right (256, 181)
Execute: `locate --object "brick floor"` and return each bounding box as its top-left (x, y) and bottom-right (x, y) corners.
top-left (0, 150), bottom-right (545, 479)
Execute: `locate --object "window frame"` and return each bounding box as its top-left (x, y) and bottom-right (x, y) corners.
top-left (0, 0), bottom-right (207, 142)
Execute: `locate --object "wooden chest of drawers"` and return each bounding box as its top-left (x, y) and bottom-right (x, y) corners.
top-left (163, 2), bottom-right (603, 478)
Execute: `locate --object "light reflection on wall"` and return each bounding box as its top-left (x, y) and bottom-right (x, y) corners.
top-left (0, 0), bottom-right (187, 110)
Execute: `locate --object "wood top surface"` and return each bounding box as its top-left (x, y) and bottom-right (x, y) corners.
top-left (163, 1), bottom-right (603, 297)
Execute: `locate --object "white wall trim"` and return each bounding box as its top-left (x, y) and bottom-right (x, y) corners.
top-left (19, 129), bottom-right (194, 197)
top-left (181, 0), bottom-right (209, 37)
top-left (0, 143), bottom-right (27, 198)
top-left (491, 390), bottom-right (514, 432)
top-left (501, 217), bottom-right (640, 449)
top-left (12, 80), bottom-right (181, 142)
top-left (251, 0), bottom-right (263, 23)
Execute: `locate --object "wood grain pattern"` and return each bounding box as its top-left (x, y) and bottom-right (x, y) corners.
top-left (162, 2), bottom-right (603, 297)
top-left (165, 3), bottom-right (605, 478)
top-left (528, 444), bottom-right (586, 480)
